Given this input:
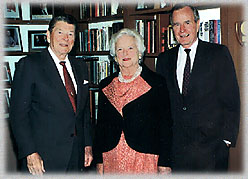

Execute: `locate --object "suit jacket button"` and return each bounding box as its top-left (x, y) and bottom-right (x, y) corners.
top-left (182, 107), bottom-right (187, 111)
top-left (70, 133), bottom-right (74, 137)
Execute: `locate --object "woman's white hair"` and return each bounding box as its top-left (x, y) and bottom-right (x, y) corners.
top-left (109, 28), bottom-right (146, 58)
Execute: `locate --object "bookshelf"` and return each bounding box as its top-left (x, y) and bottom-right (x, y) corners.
top-left (4, 2), bottom-right (244, 171)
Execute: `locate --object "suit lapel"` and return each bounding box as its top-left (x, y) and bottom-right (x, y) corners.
top-left (170, 46), bottom-right (181, 96)
top-left (69, 57), bottom-right (88, 116)
top-left (42, 50), bottom-right (75, 112)
top-left (186, 41), bottom-right (205, 96)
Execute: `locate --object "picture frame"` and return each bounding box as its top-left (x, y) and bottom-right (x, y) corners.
top-left (3, 90), bottom-right (10, 114)
top-left (4, 2), bottom-right (21, 19)
top-left (136, 2), bottom-right (154, 10)
top-left (4, 26), bottom-right (23, 52)
top-left (168, 25), bottom-right (178, 49)
top-left (28, 30), bottom-right (49, 52)
top-left (3, 62), bottom-right (12, 88)
top-left (30, 3), bottom-right (53, 20)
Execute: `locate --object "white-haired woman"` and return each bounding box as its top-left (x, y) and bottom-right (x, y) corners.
top-left (93, 28), bottom-right (172, 174)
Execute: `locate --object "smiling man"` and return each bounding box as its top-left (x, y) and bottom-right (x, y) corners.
top-left (156, 4), bottom-right (240, 172)
top-left (10, 14), bottom-right (93, 175)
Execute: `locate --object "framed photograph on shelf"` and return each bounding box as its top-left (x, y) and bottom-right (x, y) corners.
top-left (30, 3), bottom-right (53, 20)
top-left (4, 26), bottom-right (22, 52)
top-left (168, 25), bottom-right (178, 49)
top-left (4, 2), bottom-right (21, 19)
top-left (28, 30), bottom-right (49, 52)
top-left (136, 2), bottom-right (154, 10)
top-left (3, 62), bottom-right (12, 88)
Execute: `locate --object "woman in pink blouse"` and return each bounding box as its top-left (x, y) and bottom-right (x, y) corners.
top-left (93, 28), bottom-right (172, 175)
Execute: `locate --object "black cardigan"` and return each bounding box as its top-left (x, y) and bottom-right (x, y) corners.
top-left (93, 64), bottom-right (172, 167)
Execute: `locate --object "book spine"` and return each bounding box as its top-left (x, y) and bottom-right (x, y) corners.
top-left (199, 22), bottom-right (204, 41)
top-left (217, 20), bottom-right (221, 44)
top-left (147, 21), bottom-right (151, 53)
top-left (203, 21), bottom-right (210, 42)
top-left (209, 20), bottom-right (215, 43)
top-left (214, 20), bottom-right (218, 44)
top-left (161, 27), bottom-right (166, 52)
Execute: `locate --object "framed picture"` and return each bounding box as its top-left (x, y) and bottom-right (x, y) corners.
top-left (4, 26), bottom-right (22, 52)
top-left (136, 2), bottom-right (154, 10)
top-left (30, 3), bottom-right (53, 20)
top-left (4, 2), bottom-right (20, 19)
top-left (28, 30), bottom-right (49, 52)
top-left (168, 25), bottom-right (178, 49)
top-left (3, 90), bottom-right (10, 114)
top-left (3, 62), bottom-right (12, 88)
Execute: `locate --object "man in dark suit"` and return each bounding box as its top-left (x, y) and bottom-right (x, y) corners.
top-left (10, 14), bottom-right (93, 175)
top-left (156, 4), bottom-right (240, 172)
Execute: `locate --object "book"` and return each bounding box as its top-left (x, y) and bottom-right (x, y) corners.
top-left (209, 20), bottom-right (215, 43)
top-left (203, 21), bottom-right (210, 42)
top-left (112, 22), bottom-right (124, 34)
top-left (217, 20), bottom-right (221, 44)
top-left (147, 21), bottom-right (151, 53)
top-left (161, 26), bottom-right (167, 52)
top-left (151, 20), bottom-right (156, 53)
top-left (199, 22), bottom-right (204, 41)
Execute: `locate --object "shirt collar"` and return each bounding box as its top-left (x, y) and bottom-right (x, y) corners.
top-left (179, 38), bottom-right (199, 53)
top-left (48, 47), bottom-right (69, 64)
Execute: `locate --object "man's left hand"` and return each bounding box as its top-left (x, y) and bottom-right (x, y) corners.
top-left (158, 166), bottom-right (172, 174)
top-left (84, 146), bottom-right (93, 167)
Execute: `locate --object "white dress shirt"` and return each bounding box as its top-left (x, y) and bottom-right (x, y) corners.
top-left (176, 39), bottom-right (198, 93)
top-left (48, 47), bottom-right (77, 93)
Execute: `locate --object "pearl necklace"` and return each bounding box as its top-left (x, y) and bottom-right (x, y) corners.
top-left (118, 66), bottom-right (142, 83)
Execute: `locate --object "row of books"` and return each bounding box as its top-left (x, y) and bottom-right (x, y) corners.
top-left (89, 90), bottom-right (99, 124)
top-left (161, 25), bottom-right (177, 52)
top-left (77, 56), bottom-right (116, 85)
top-left (80, 2), bottom-right (121, 19)
top-left (79, 22), bottom-right (124, 52)
top-left (136, 19), bottom-right (157, 54)
top-left (160, 20), bottom-right (221, 52)
top-left (199, 20), bottom-right (221, 44)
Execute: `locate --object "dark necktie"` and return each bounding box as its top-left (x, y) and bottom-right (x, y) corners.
top-left (182, 49), bottom-right (191, 96)
top-left (60, 61), bottom-right (77, 113)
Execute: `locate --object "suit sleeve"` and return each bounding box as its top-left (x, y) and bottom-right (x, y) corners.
top-left (216, 45), bottom-right (240, 147)
top-left (156, 52), bottom-right (167, 78)
top-left (92, 83), bottom-right (106, 164)
top-left (157, 77), bottom-right (173, 167)
top-left (84, 92), bottom-right (93, 146)
top-left (83, 63), bottom-right (93, 146)
top-left (9, 57), bottom-right (36, 159)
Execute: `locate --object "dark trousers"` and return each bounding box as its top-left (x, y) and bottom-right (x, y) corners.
top-left (66, 136), bottom-right (80, 172)
top-left (172, 142), bottom-right (230, 172)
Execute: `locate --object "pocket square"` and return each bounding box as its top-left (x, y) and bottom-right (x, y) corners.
top-left (83, 80), bottom-right (89, 85)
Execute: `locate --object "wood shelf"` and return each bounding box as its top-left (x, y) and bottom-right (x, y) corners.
top-left (5, 19), bottom-right (50, 25)
top-left (130, 6), bottom-right (173, 16)
top-left (77, 51), bottom-right (110, 56)
top-left (193, 3), bottom-right (221, 10)
top-left (5, 52), bottom-right (31, 56)
top-left (144, 53), bottom-right (160, 57)
top-left (89, 84), bottom-right (99, 91)
top-left (79, 14), bottom-right (123, 23)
